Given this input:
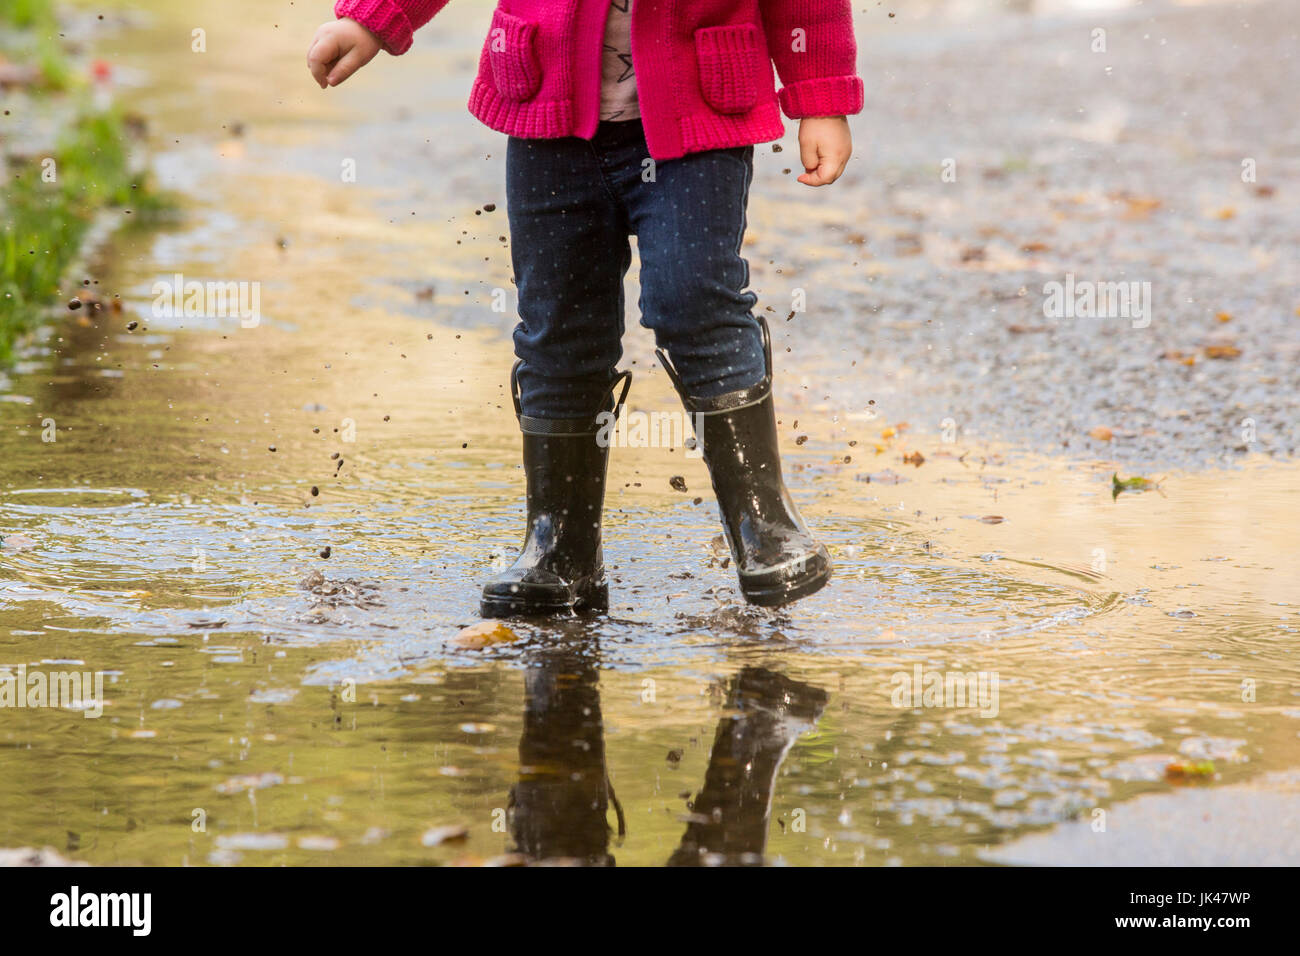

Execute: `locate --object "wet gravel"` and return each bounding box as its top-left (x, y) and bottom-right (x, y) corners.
top-left (780, 0), bottom-right (1300, 469)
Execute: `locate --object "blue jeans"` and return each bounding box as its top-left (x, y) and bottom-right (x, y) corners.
top-left (506, 118), bottom-right (767, 419)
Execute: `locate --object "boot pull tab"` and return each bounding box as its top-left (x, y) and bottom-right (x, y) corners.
top-left (658, 318), bottom-right (773, 406)
top-left (756, 314), bottom-right (774, 380)
top-left (605, 369), bottom-right (633, 422)
top-left (654, 347), bottom-right (688, 402)
top-left (509, 360), bottom-right (524, 418)
top-left (606, 773), bottom-right (627, 842)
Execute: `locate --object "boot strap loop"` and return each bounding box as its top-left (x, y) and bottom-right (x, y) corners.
top-left (509, 359), bottom-right (524, 418)
top-left (516, 369), bottom-right (634, 435)
top-left (606, 369), bottom-right (633, 422)
top-left (654, 345), bottom-right (686, 399)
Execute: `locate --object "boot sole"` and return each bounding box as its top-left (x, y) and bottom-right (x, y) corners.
top-left (739, 560), bottom-right (833, 608)
top-left (479, 583), bottom-right (609, 619)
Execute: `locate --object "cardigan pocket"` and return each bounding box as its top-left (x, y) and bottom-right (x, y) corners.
top-left (694, 24), bottom-right (765, 114)
top-left (487, 10), bottom-right (541, 102)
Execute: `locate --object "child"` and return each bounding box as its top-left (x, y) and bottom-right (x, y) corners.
top-left (308, 0), bottom-right (862, 617)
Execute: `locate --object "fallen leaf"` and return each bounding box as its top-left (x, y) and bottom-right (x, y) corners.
top-left (453, 620), bottom-right (519, 649)
top-left (1119, 195), bottom-right (1162, 219)
top-left (1215, 311), bottom-right (1232, 323)
top-left (1165, 760), bottom-right (1215, 781)
top-left (902, 451), bottom-right (925, 466)
top-left (1112, 473), bottom-right (1161, 499)
top-left (979, 515), bottom-right (1005, 524)
top-left (1088, 425), bottom-right (1113, 441)
top-left (1203, 345), bottom-right (1241, 359)
top-left (421, 825), bottom-right (469, 847)
top-left (1213, 206), bottom-right (1236, 220)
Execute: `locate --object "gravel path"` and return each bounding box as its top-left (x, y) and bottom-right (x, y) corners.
top-left (775, 0), bottom-right (1300, 469)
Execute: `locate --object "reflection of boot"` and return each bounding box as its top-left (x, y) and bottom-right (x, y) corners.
top-left (507, 648), bottom-right (624, 865)
top-left (657, 317), bottom-right (831, 607)
top-left (481, 366), bottom-right (631, 617)
top-left (668, 666), bottom-right (827, 866)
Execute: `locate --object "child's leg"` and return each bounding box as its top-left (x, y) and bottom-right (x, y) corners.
top-left (481, 134), bottom-right (633, 618)
top-left (610, 135), bottom-right (832, 607)
top-left (621, 144), bottom-right (766, 396)
top-left (506, 136), bottom-right (631, 418)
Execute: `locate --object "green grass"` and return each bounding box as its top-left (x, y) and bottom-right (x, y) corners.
top-left (0, 0), bottom-right (170, 363)
top-left (0, 110), bottom-right (160, 362)
top-left (0, 0), bottom-right (73, 92)
top-left (0, 0), bottom-right (58, 30)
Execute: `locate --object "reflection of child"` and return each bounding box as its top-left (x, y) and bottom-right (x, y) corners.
top-left (308, 1), bottom-right (863, 616)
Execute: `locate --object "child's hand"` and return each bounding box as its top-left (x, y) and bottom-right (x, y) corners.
top-left (796, 116), bottom-right (852, 186)
top-left (307, 19), bottom-right (382, 89)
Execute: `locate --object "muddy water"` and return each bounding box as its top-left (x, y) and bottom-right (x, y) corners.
top-left (1, 0), bottom-right (1297, 865)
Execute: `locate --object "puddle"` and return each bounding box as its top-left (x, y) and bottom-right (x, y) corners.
top-left (1, 0), bottom-right (1297, 865)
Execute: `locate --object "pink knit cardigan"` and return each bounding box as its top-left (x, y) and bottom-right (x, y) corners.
top-left (333, 0), bottom-right (864, 161)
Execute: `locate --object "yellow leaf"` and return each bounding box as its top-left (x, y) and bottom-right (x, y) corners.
top-left (1204, 345), bottom-right (1241, 360)
top-left (1120, 196), bottom-right (1162, 219)
top-left (453, 620), bottom-right (519, 649)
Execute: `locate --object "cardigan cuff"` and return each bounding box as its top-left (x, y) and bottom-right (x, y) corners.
top-left (335, 0), bottom-right (415, 55)
top-left (777, 74), bottom-right (864, 119)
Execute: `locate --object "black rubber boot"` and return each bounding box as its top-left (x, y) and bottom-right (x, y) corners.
top-left (667, 666), bottom-right (828, 866)
top-left (507, 644), bottom-right (623, 866)
top-left (656, 317), bottom-right (832, 607)
top-left (479, 366), bottom-right (631, 618)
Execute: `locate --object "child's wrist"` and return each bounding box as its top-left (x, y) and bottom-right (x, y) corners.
top-left (340, 16), bottom-right (383, 49)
